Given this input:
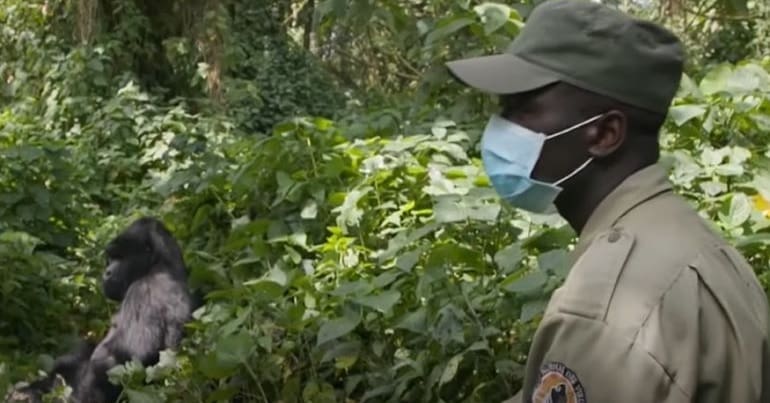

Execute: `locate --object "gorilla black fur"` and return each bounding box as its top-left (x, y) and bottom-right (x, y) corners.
top-left (6, 217), bottom-right (194, 403)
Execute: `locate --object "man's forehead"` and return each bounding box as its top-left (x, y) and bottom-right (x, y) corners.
top-left (499, 83), bottom-right (563, 109)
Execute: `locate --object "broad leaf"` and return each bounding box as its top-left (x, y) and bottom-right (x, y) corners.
top-left (668, 104), bottom-right (707, 126)
top-left (125, 390), bottom-right (163, 403)
top-left (395, 307), bottom-right (428, 334)
top-left (494, 242), bottom-right (523, 273)
top-left (317, 313), bottom-right (361, 346)
top-left (728, 193), bottom-right (752, 228)
top-left (473, 3), bottom-right (511, 34)
top-left (502, 270), bottom-right (548, 294)
top-left (354, 290), bottom-right (401, 314)
top-left (425, 17), bottom-right (475, 45)
top-left (538, 249), bottom-right (569, 278)
top-left (439, 354), bottom-right (464, 386)
top-left (520, 299), bottom-right (548, 322)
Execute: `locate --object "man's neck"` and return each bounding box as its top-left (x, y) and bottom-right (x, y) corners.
top-left (556, 164), bottom-right (644, 234)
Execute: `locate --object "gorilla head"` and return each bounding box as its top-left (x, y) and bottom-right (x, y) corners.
top-left (102, 217), bottom-right (186, 301)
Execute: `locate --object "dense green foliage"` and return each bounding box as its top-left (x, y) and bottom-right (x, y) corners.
top-left (0, 0), bottom-right (768, 402)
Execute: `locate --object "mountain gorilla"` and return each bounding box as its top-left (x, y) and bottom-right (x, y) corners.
top-left (6, 217), bottom-right (194, 403)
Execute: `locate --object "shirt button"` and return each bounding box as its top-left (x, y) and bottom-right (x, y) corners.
top-left (608, 230), bottom-right (621, 243)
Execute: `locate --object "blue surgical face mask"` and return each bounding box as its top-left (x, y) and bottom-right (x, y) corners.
top-left (481, 113), bottom-right (603, 214)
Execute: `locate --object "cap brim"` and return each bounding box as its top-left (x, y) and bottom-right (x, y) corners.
top-left (446, 54), bottom-right (560, 95)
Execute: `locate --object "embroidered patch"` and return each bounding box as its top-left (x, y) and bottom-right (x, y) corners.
top-left (531, 361), bottom-right (586, 403)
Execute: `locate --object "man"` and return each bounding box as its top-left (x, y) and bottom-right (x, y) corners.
top-left (445, 1), bottom-right (770, 402)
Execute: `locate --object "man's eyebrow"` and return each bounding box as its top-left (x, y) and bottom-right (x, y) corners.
top-left (500, 94), bottom-right (538, 116)
top-left (500, 94), bottom-right (525, 111)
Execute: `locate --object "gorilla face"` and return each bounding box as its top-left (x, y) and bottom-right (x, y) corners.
top-left (102, 221), bottom-right (156, 301)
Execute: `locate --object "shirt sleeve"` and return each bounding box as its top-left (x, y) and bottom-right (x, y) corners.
top-left (519, 311), bottom-right (691, 403)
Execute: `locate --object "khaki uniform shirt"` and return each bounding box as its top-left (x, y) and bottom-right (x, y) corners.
top-left (511, 163), bottom-right (770, 403)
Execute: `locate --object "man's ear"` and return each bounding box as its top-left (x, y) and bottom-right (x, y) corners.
top-left (586, 110), bottom-right (626, 157)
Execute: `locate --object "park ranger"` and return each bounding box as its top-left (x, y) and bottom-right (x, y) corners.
top-left (446, 0), bottom-right (770, 402)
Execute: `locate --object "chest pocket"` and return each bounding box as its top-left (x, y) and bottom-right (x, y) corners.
top-left (553, 228), bottom-right (635, 321)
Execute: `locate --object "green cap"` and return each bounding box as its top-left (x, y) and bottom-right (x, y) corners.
top-left (446, 0), bottom-right (685, 115)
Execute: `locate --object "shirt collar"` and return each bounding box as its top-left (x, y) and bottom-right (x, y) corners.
top-left (571, 163), bottom-right (673, 259)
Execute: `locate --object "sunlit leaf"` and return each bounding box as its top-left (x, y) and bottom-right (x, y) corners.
top-left (301, 199), bottom-right (318, 219)
top-left (727, 193), bottom-right (752, 228)
top-left (700, 64), bottom-right (733, 95)
top-left (668, 104), bottom-right (707, 126)
top-left (439, 354), bottom-right (464, 386)
top-left (473, 3), bottom-right (511, 34)
top-left (494, 243), bottom-right (522, 273)
top-left (125, 389), bottom-right (163, 403)
top-left (434, 197), bottom-right (467, 223)
top-left (700, 181), bottom-right (727, 197)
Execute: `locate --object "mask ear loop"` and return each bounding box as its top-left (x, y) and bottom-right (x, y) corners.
top-left (546, 113), bottom-right (604, 187)
top-left (545, 114), bottom-right (605, 140)
top-left (553, 157), bottom-right (593, 186)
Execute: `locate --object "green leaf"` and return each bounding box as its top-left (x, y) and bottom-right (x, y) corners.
top-left (727, 193), bottom-right (752, 228)
top-left (274, 171), bottom-right (295, 202)
top-left (702, 147), bottom-right (729, 167)
top-left (520, 299), bottom-right (548, 322)
top-left (466, 202), bottom-right (501, 221)
top-left (677, 73), bottom-right (702, 98)
top-left (330, 280), bottom-right (373, 297)
top-left (721, 0), bottom-right (748, 14)
top-left (216, 331), bottom-right (253, 366)
top-left (727, 146), bottom-right (751, 164)
top-left (750, 174), bottom-right (770, 201)
top-left (242, 279), bottom-right (285, 300)
top-left (332, 0), bottom-right (347, 17)
top-left (333, 186), bottom-right (371, 231)
top-left (395, 307), bottom-right (428, 334)
top-left (378, 222), bottom-right (440, 261)
top-left (354, 290), bottom-right (401, 314)
top-left (125, 389), bottom-right (163, 403)
top-left (425, 17), bottom-right (474, 45)
top-left (431, 126), bottom-right (447, 138)
top-left (699, 64), bottom-right (733, 95)
top-left (494, 243), bottom-right (522, 273)
top-left (537, 249), bottom-right (569, 277)
top-left (434, 305), bottom-right (465, 345)
top-left (372, 270), bottom-right (402, 288)
top-left (320, 340), bottom-right (362, 370)
top-left (523, 225), bottom-right (576, 251)
top-left (395, 249), bottom-right (422, 272)
top-left (317, 313), bottom-right (361, 346)
top-left (714, 163), bottom-right (743, 176)
top-left (668, 104), bottom-right (707, 126)
top-left (426, 243), bottom-right (482, 271)
top-left (434, 197), bottom-right (467, 223)
top-left (439, 354), bottom-right (464, 386)
top-left (700, 180), bottom-right (727, 197)
top-left (473, 3), bottom-right (511, 34)
top-left (727, 63), bottom-right (769, 93)
top-left (502, 270), bottom-right (548, 294)
top-left (735, 233), bottom-right (770, 248)
top-left (301, 199), bottom-right (318, 219)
